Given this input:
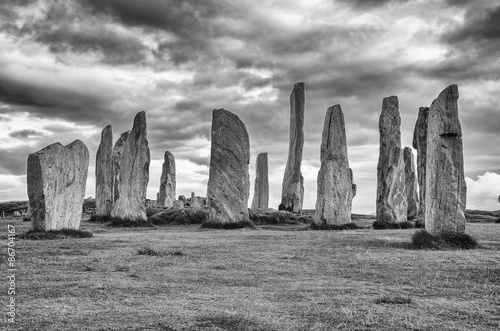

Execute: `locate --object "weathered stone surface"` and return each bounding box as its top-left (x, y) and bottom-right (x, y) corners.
top-left (350, 168), bottom-right (357, 198)
top-left (425, 85), bottom-right (466, 235)
top-left (112, 130), bottom-right (130, 203)
top-left (314, 105), bottom-right (354, 225)
top-left (280, 82), bottom-right (305, 213)
top-left (251, 152), bottom-right (269, 209)
top-left (376, 96), bottom-right (407, 223)
top-left (178, 195), bottom-right (187, 206)
top-left (173, 200), bottom-right (184, 209)
top-left (207, 108), bottom-right (250, 225)
top-left (156, 151), bottom-right (175, 207)
top-left (95, 125), bottom-right (114, 216)
top-left (27, 140), bottom-right (89, 231)
top-left (110, 112), bottom-right (150, 221)
top-left (190, 192), bottom-right (203, 208)
top-left (412, 106), bottom-right (429, 226)
top-left (404, 147), bottom-right (418, 220)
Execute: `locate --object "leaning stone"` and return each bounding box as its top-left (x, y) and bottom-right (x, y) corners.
top-left (112, 130), bottom-right (130, 203)
top-left (412, 106), bottom-right (429, 227)
top-left (425, 85), bottom-right (466, 235)
top-left (156, 151), bottom-right (176, 207)
top-left (95, 125), bottom-right (114, 216)
top-left (280, 82), bottom-right (305, 213)
top-left (314, 105), bottom-right (354, 226)
top-left (404, 147), bottom-right (418, 220)
top-left (111, 112), bottom-right (150, 221)
top-left (251, 152), bottom-right (269, 209)
top-left (206, 108), bottom-right (250, 226)
top-left (376, 96), bottom-right (407, 224)
top-left (27, 140), bottom-right (89, 231)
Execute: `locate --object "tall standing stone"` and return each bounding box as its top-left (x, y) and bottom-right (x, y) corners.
top-left (251, 153), bottom-right (269, 209)
top-left (156, 151), bottom-right (176, 207)
top-left (412, 106), bottom-right (429, 227)
top-left (376, 96), bottom-right (407, 224)
top-left (95, 125), bottom-right (114, 216)
top-left (111, 112), bottom-right (150, 221)
top-left (314, 105), bottom-right (355, 225)
top-left (112, 130), bottom-right (130, 203)
top-left (280, 82), bottom-right (305, 213)
top-left (206, 108), bottom-right (250, 226)
top-left (27, 140), bottom-right (89, 231)
top-left (403, 147), bottom-right (418, 220)
top-left (425, 85), bottom-right (466, 235)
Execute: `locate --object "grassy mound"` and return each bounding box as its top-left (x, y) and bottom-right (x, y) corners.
top-left (21, 229), bottom-right (93, 240)
top-left (310, 222), bottom-right (360, 230)
top-left (373, 221), bottom-right (414, 230)
top-left (411, 230), bottom-right (478, 249)
top-left (201, 220), bottom-right (257, 229)
top-left (149, 208), bottom-right (208, 225)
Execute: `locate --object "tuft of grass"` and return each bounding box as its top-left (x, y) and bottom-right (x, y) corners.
top-left (310, 222), bottom-right (360, 230)
top-left (374, 294), bottom-right (412, 304)
top-left (137, 246), bottom-right (185, 257)
top-left (411, 230), bottom-right (478, 250)
top-left (196, 313), bottom-right (267, 330)
top-left (108, 217), bottom-right (155, 228)
top-left (201, 220), bottom-right (257, 229)
top-left (20, 228), bottom-right (93, 240)
top-left (373, 221), bottom-right (415, 230)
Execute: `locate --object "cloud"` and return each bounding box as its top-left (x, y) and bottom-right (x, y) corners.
top-left (8, 129), bottom-right (45, 139)
top-left (466, 172), bottom-right (500, 211)
top-left (444, 5), bottom-right (500, 43)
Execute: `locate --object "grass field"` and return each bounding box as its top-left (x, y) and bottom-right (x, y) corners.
top-left (2, 217), bottom-right (499, 331)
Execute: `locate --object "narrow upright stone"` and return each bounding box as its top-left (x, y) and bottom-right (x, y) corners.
top-left (112, 131), bottom-right (130, 203)
top-left (376, 96), bottom-right (407, 223)
top-left (425, 85), bottom-right (466, 235)
top-left (412, 106), bottom-right (429, 227)
top-left (280, 82), bottom-right (305, 213)
top-left (404, 147), bottom-right (418, 220)
top-left (314, 105), bottom-right (354, 225)
top-left (111, 112), bottom-right (150, 221)
top-left (206, 108), bottom-right (250, 226)
top-left (251, 153), bottom-right (269, 209)
top-left (27, 140), bottom-right (89, 231)
top-left (95, 125), bottom-right (113, 216)
top-left (156, 151), bottom-right (176, 207)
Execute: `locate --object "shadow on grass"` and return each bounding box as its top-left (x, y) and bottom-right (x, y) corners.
top-left (196, 313), bottom-right (272, 331)
top-left (20, 229), bottom-right (93, 240)
top-left (374, 294), bottom-right (412, 304)
top-left (373, 221), bottom-right (415, 230)
top-left (368, 230), bottom-right (479, 250)
top-left (309, 222), bottom-right (360, 231)
top-left (89, 215), bottom-right (155, 228)
top-left (201, 220), bottom-right (257, 230)
top-left (137, 246), bottom-right (185, 257)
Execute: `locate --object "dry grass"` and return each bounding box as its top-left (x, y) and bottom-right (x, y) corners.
top-left (1, 217), bottom-right (499, 330)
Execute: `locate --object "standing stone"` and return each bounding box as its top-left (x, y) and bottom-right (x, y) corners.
top-left (112, 131), bottom-right (130, 203)
top-left (280, 82), bottom-right (305, 213)
top-left (404, 147), bottom-right (418, 220)
top-left (111, 112), bottom-right (150, 221)
top-left (314, 105), bottom-right (354, 225)
top-left (412, 106), bottom-right (429, 227)
top-left (376, 96), bottom-right (407, 224)
top-left (251, 153), bottom-right (269, 209)
top-left (173, 200), bottom-right (184, 209)
top-left (425, 85), bottom-right (466, 235)
top-left (156, 151), bottom-right (176, 207)
top-left (27, 140), bottom-right (89, 231)
top-left (95, 125), bottom-right (114, 216)
top-left (206, 108), bottom-right (250, 226)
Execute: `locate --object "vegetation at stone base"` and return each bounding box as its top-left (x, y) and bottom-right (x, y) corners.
top-left (20, 228), bottom-right (93, 240)
top-left (201, 220), bottom-right (257, 229)
top-left (88, 215), bottom-right (155, 227)
top-left (249, 209), bottom-right (312, 225)
top-left (373, 221), bottom-right (415, 230)
top-left (411, 230), bottom-right (478, 250)
top-left (4, 215), bottom-right (500, 331)
top-left (309, 222), bottom-right (360, 230)
top-left (148, 208), bottom-right (208, 225)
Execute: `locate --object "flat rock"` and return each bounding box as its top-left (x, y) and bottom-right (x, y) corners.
top-left (280, 82), bottom-right (305, 213)
top-left (27, 140), bottom-right (89, 231)
top-left (110, 112), bottom-right (150, 221)
top-left (404, 147), bottom-right (418, 220)
top-left (412, 106), bottom-right (429, 227)
top-left (425, 85), bottom-right (466, 235)
top-left (95, 125), bottom-right (114, 216)
top-left (314, 105), bottom-right (354, 225)
top-left (156, 151), bottom-right (176, 207)
top-left (251, 152), bottom-right (269, 209)
top-left (206, 108), bottom-right (250, 225)
top-left (376, 96), bottom-right (407, 223)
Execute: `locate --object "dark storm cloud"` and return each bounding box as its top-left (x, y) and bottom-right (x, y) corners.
top-left (338, 0), bottom-right (409, 9)
top-left (8, 129), bottom-right (45, 139)
top-left (444, 5), bottom-right (500, 43)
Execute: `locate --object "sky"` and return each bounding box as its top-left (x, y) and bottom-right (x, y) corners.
top-left (0, 0), bottom-right (499, 213)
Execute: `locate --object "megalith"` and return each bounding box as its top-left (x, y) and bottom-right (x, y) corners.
top-left (412, 106), bottom-right (429, 227)
top-left (314, 105), bottom-right (354, 225)
top-left (156, 151), bottom-right (176, 207)
top-left (404, 147), bottom-right (418, 220)
top-left (27, 140), bottom-right (89, 231)
top-left (206, 108), bottom-right (250, 226)
top-left (425, 85), bottom-right (466, 235)
top-left (280, 82), bottom-right (305, 213)
top-left (251, 152), bottom-right (269, 209)
top-left (95, 125), bottom-right (114, 216)
top-left (376, 96), bottom-right (407, 223)
top-left (112, 130), bottom-right (130, 203)
top-left (110, 112), bottom-right (150, 221)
